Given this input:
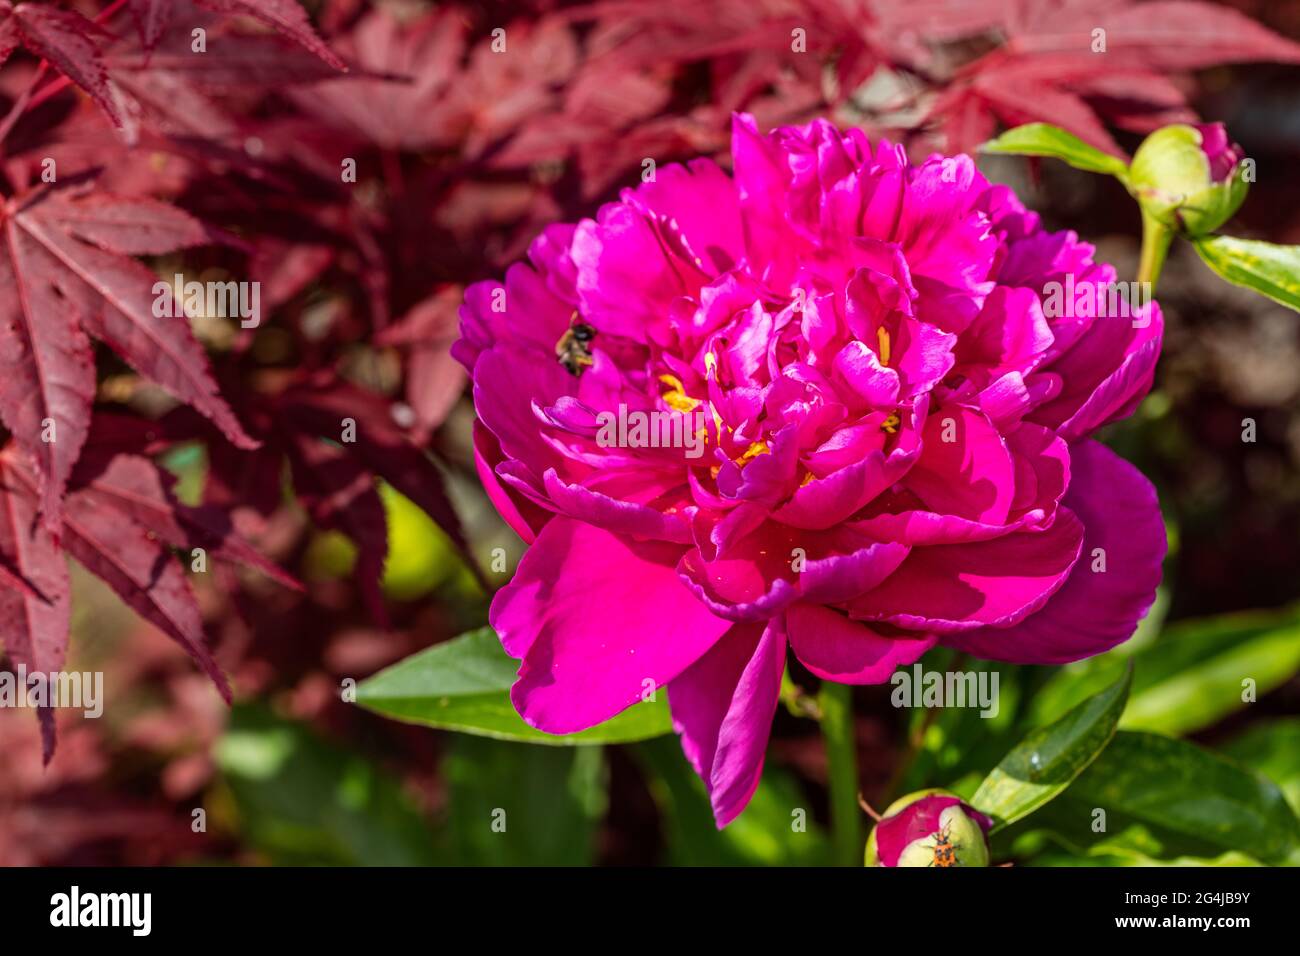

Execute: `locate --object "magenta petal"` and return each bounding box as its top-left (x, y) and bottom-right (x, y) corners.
top-left (464, 114), bottom-right (1169, 757)
top-left (678, 546), bottom-right (797, 622)
top-left (542, 468), bottom-right (693, 544)
top-left (573, 202), bottom-right (702, 341)
top-left (904, 406), bottom-right (1015, 524)
top-left (798, 538), bottom-right (910, 604)
top-left (834, 340), bottom-right (900, 408)
top-left (957, 286), bottom-right (1053, 373)
top-left (774, 399), bottom-right (925, 529)
top-left (669, 617), bottom-right (787, 828)
top-left (472, 421), bottom-right (550, 545)
top-left (1005, 421), bottom-right (1071, 524)
top-left (473, 344), bottom-right (576, 469)
top-left (456, 261), bottom-right (573, 370)
top-left (848, 510), bottom-right (1085, 632)
top-left (945, 441), bottom-right (1165, 664)
top-left (1056, 333), bottom-right (1162, 443)
top-left (787, 605), bottom-right (935, 684)
top-left (493, 519), bottom-right (732, 733)
top-left (1030, 306), bottom-right (1163, 442)
top-left (852, 509), bottom-right (1027, 545)
top-left (624, 158), bottom-right (744, 275)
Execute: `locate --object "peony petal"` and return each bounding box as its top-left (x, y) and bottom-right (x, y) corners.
top-left (542, 468), bottom-right (693, 544)
top-left (573, 202), bottom-right (705, 342)
top-left (787, 604), bottom-right (935, 684)
top-left (903, 406), bottom-right (1015, 524)
top-left (669, 617), bottom-right (787, 827)
top-left (1030, 304), bottom-right (1163, 442)
top-left (679, 518), bottom-right (910, 620)
top-left (1005, 421), bottom-right (1071, 525)
top-left (774, 398), bottom-right (926, 529)
top-left (945, 441), bottom-right (1165, 663)
top-left (623, 158), bottom-right (744, 276)
top-left (472, 421), bottom-right (550, 545)
top-left (473, 343), bottom-right (576, 470)
top-left (848, 510), bottom-right (1085, 632)
top-left (955, 285), bottom-right (1053, 380)
top-left (797, 537), bottom-right (911, 604)
top-left (493, 519), bottom-right (732, 733)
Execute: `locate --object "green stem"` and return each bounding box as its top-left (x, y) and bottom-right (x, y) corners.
top-left (818, 680), bottom-right (862, 866)
top-left (1137, 209), bottom-right (1175, 291)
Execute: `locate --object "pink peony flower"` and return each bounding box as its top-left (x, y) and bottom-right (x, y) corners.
top-left (456, 115), bottom-right (1166, 826)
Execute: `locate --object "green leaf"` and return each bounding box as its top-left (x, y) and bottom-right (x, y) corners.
top-left (441, 736), bottom-right (607, 865)
top-left (1026, 604), bottom-right (1300, 737)
top-left (636, 736), bottom-right (829, 866)
top-left (1123, 608), bottom-right (1300, 735)
top-left (979, 123), bottom-right (1129, 179)
top-left (354, 626), bottom-right (673, 745)
top-left (1064, 731), bottom-right (1300, 866)
top-left (1221, 718), bottom-right (1300, 818)
top-left (214, 705), bottom-right (439, 865)
top-left (1194, 235), bottom-right (1300, 312)
top-left (1004, 815), bottom-right (1266, 867)
top-left (971, 665), bottom-right (1131, 830)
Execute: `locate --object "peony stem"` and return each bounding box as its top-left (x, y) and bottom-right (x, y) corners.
top-left (1136, 209), bottom-right (1175, 291)
top-left (818, 680), bottom-right (862, 866)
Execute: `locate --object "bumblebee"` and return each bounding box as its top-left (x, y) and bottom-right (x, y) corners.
top-left (556, 318), bottom-right (596, 376)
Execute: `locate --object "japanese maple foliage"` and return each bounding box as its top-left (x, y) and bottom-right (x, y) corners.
top-left (0, 0), bottom-right (1298, 767)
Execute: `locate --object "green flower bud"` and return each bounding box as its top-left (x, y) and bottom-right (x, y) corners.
top-left (865, 789), bottom-right (993, 867)
top-left (1128, 123), bottom-right (1249, 237)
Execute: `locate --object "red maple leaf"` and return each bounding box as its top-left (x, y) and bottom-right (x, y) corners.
top-left (187, 372), bottom-right (485, 628)
top-left (0, 0), bottom-right (123, 126)
top-left (0, 179), bottom-right (257, 530)
top-left (924, 0), bottom-right (1300, 153)
top-left (129, 0), bottom-right (344, 70)
top-left (1, 439), bottom-right (297, 760)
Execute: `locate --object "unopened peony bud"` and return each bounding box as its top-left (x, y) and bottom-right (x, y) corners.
top-left (865, 790), bottom-right (993, 867)
top-left (1128, 123), bottom-right (1248, 237)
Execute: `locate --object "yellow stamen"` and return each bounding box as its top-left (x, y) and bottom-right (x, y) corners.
top-left (710, 403), bottom-right (725, 436)
top-left (738, 441), bottom-right (770, 466)
top-left (658, 373), bottom-right (701, 412)
top-left (881, 412), bottom-right (900, 434)
top-left (876, 326), bottom-right (892, 367)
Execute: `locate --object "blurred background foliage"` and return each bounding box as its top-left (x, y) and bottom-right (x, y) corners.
top-left (1, 0), bottom-right (1299, 865)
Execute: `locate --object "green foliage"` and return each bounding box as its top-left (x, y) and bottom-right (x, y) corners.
top-left (441, 736), bottom-right (607, 866)
top-left (637, 737), bottom-right (830, 866)
top-left (215, 705), bottom-right (439, 866)
top-left (1026, 605), bottom-right (1300, 737)
top-left (1004, 732), bottom-right (1300, 866)
top-left (979, 123), bottom-right (1130, 178)
top-left (342, 588), bottom-right (1300, 866)
top-left (1221, 719), bottom-right (1300, 817)
top-left (982, 122), bottom-right (1300, 308)
top-left (890, 653), bottom-right (1025, 797)
top-left (971, 666), bottom-right (1131, 831)
top-left (1194, 236), bottom-right (1300, 312)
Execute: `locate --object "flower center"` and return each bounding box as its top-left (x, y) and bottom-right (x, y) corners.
top-left (658, 374), bottom-right (701, 412)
